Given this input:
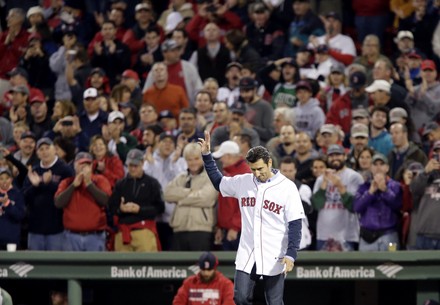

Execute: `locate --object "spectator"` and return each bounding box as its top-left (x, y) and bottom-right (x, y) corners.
top-left (293, 131), bottom-right (320, 188)
top-left (89, 135), bottom-right (124, 189)
top-left (366, 79), bottom-right (411, 115)
top-left (172, 252), bottom-right (234, 305)
top-left (106, 110), bottom-right (138, 163)
top-left (205, 101), bottom-right (230, 134)
top-left (143, 62), bottom-right (189, 119)
top-left (312, 144), bottom-right (364, 251)
top-left (9, 121), bottom-right (28, 153)
top-left (189, 22), bottom-right (231, 85)
top-left (0, 167), bottom-right (25, 250)
top-left (372, 58), bottom-right (408, 103)
top-left (354, 35), bottom-right (388, 84)
top-left (78, 88), bottom-right (109, 149)
top-left (177, 108), bottom-right (204, 144)
top-left (354, 153), bottom-right (402, 251)
top-left (171, 29), bottom-right (195, 61)
top-left (212, 141), bottom-right (251, 250)
top-left (317, 63), bottom-right (347, 113)
top-left (29, 93), bottom-right (51, 139)
top-left (203, 77), bottom-right (220, 101)
top-left (26, 6), bottom-right (45, 34)
top-left (285, 0), bottom-right (324, 58)
top-left (109, 148), bottom-right (165, 252)
top-left (356, 147), bottom-right (375, 181)
top-left (245, 2), bottom-right (284, 61)
top-left (158, 0), bottom-right (194, 30)
top-left (0, 8), bottom-right (30, 97)
top-left (142, 39), bottom-right (203, 104)
top-left (53, 136), bottom-right (76, 165)
top-left (266, 107), bottom-right (295, 153)
top-left (51, 100), bottom-right (77, 123)
top-left (309, 11), bottom-right (356, 66)
top-left (54, 152), bottom-right (111, 251)
top-left (159, 110), bottom-right (179, 136)
top-left (164, 143), bottom-right (218, 250)
top-left (185, 0), bottom-right (242, 47)
top-left (388, 122), bottom-right (428, 181)
top-left (133, 27), bottom-right (164, 84)
top-left (65, 48), bottom-right (93, 111)
top-left (194, 90), bottom-right (214, 130)
top-left (293, 80), bottom-right (325, 138)
top-left (217, 62), bottom-right (242, 106)
top-left (90, 20), bottom-right (131, 87)
top-left (120, 69), bottom-right (143, 108)
top-left (136, 124), bottom-right (163, 151)
top-left (352, 0), bottom-right (390, 44)
top-left (143, 133), bottom-right (187, 250)
top-left (23, 137), bottom-right (74, 250)
top-left (389, 107), bottom-right (420, 145)
top-left (46, 115), bottom-right (89, 153)
top-left (130, 103), bottom-right (159, 144)
top-left (224, 29), bottom-right (264, 73)
top-left (347, 123), bottom-right (370, 170)
top-left (13, 130), bottom-right (38, 166)
top-left (270, 125), bottom-right (296, 167)
top-left (369, 106), bottom-right (394, 156)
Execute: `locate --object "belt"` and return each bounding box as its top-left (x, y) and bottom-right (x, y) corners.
top-left (65, 230), bottom-right (105, 236)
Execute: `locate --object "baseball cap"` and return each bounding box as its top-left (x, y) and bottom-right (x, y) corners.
top-left (74, 152), bottom-right (93, 164)
top-left (325, 11), bottom-right (342, 22)
top-left (352, 108), bottom-right (369, 119)
top-left (226, 62), bottom-right (242, 71)
top-left (365, 80), bottom-right (391, 93)
top-left (27, 6), bottom-right (44, 18)
top-left (126, 149), bottom-right (144, 165)
top-left (83, 87), bottom-right (98, 99)
top-left (135, 3), bottom-right (151, 12)
top-left (36, 137), bottom-right (53, 149)
top-left (90, 67), bottom-right (106, 77)
top-left (0, 167), bottom-right (12, 177)
top-left (230, 102), bottom-right (246, 115)
top-left (295, 80), bottom-right (312, 92)
top-left (108, 111), bottom-right (125, 123)
top-left (161, 39), bottom-right (180, 52)
top-left (407, 51), bottom-right (422, 59)
top-left (159, 132), bottom-right (176, 142)
top-left (421, 60), bottom-right (437, 71)
top-left (212, 141), bottom-right (240, 158)
top-left (122, 69), bottom-right (139, 81)
top-left (61, 23), bottom-right (77, 35)
top-left (389, 107), bottom-right (408, 124)
top-left (372, 153), bottom-right (388, 164)
top-left (423, 122), bottom-right (440, 136)
top-left (349, 71), bottom-right (367, 89)
top-left (253, 2), bottom-right (269, 13)
top-left (165, 11), bottom-right (183, 34)
top-left (433, 140), bottom-right (440, 151)
top-left (239, 77), bottom-right (258, 90)
top-left (9, 85), bottom-right (30, 95)
top-left (158, 110), bottom-right (175, 120)
top-left (198, 252), bottom-right (218, 270)
top-left (20, 131), bottom-right (36, 141)
top-left (407, 161), bottom-right (425, 174)
top-left (396, 30), bottom-right (414, 41)
top-left (280, 58), bottom-right (297, 68)
top-left (30, 92), bottom-right (46, 104)
top-left (7, 67), bottom-right (29, 80)
top-left (350, 123), bottom-right (369, 138)
top-left (327, 144), bottom-right (345, 155)
top-left (297, 46), bottom-right (314, 55)
top-left (316, 44), bottom-right (329, 54)
top-left (330, 63), bottom-right (344, 74)
top-left (320, 124), bottom-right (336, 135)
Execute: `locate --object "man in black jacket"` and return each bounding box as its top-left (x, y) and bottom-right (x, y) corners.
top-left (109, 148), bottom-right (164, 252)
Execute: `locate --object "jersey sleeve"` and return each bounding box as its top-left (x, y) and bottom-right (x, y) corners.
top-left (219, 174), bottom-right (251, 198)
top-left (284, 181), bottom-right (306, 222)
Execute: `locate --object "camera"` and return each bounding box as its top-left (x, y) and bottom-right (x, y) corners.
top-left (61, 120), bottom-right (73, 127)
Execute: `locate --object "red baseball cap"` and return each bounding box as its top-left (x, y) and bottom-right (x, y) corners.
top-left (421, 60), bottom-right (437, 71)
top-left (122, 69), bottom-right (139, 81)
top-left (30, 92), bottom-right (46, 104)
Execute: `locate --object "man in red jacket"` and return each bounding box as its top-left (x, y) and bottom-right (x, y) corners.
top-left (212, 141), bottom-right (251, 250)
top-left (173, 252), bottom-right (235, 305)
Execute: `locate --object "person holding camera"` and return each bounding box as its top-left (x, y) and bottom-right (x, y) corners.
top-left (354, 153), bottom-right (402, 251)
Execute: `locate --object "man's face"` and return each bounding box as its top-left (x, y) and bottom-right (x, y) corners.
top-left (296, 88), bottom-right (312, 103)
top-left (101, 23), bottom-right (116, 40)
top-left (373, 61), bottom-right (389, 80)
top-left (83, 97), bottom-right (100, 114)
top-left (325, 17), bottom-right (341, 35)
top-left (397, 38), bottom-right (414, 53)
top-left (390, 124), bottom-right (407, 147)
top-left (225, 67), bottom-right (241, 85)
top-left (294, 133), bottom-right (312, 155)
top-left (362, 38), bottom-right (379, 57)
top-left (19, 138), bottom-right (36, 155)
top-left (371, 111), bottom-right (387, 129)
top-left (37, 144), bottom-right (56, 163)
top-left (109, 9), bottom-right (124, 27)
top-left (179, 113), bottom-right (196, 133)
top-left (321, 132), bottom-right (338, 148)
top-left (142, 130), bottom-right (156, 146)
top-left (280, 125), bottom-right (295, 145)
top-left (213, 103), bottom-right (229, 124)
top-left (0, 173), bottom-right (12, 190)
top-left (11, 92), bottom-right (27, 106)
top-left (145, 31), bottom-right (160, 49)
top-left (371, 90), bottom-right (389, 106)
top-left (135, 7), bottom-right (151, 23)
top-left (172, 31), bottom-right (187, 48)
top-left (158, 138), bottom-right (175, 157)
top-left (90, 73), bottom-right (104, 88)
top-left (7, 10), bottom-right (23, 28)
top-left (248, 158), bottom-right (272, 182)
top-left (30, 102), bottom-right (47, 120)
top-left (296, 51), bottom-right (310, 66)
top-left (203, 23), bottom-right (220, 42)
top-left (127, 163), bottom-right (144, 178)
top-left (422, 69), bottom-right (438, 83)
top-left (282, 65), bottom-right (296, 82)
top-left (108, 119), bottom-right (124, 134)
top-left (74, 162), bottom-right (92, 175)
top-left (195, 93), bottom-right (212, 113)
top-left (240, 88), bottom-right (255, 103)
top-left (253, 11), bottom-right (269, 27)
top-left (140, 105), bottom-right (158, 124)
top-left (350, 136), bottom-right (368, 153)
top-left (186, 154), bottom-right (204, 174)
top-left (280, 162), bottom-right (296, 181)
top-left (371, 160), bottom-right (389, 176)
top-left (163, 47), bottom-right (181, 64)
top-left (292, 1), bottom-right (309, 15)
top-left (9, 75), bottom-right (26, 87)
top-left (327, 153), bottom-right (346, 170)
top-left (199, 269), bottom-right (216, 283)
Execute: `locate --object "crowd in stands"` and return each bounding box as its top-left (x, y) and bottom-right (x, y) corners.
top-left (0, 0), bottom-right (439, 252)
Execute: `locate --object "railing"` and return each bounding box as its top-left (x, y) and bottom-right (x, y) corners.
top-left (0, 251), bottom-right (439, 305)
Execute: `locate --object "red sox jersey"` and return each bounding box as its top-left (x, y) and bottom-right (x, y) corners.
top-left (219, 171), bottom-right (305, 276)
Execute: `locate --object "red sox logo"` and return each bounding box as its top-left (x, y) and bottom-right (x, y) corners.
top-left (241, 197), bottom-right (283, 214)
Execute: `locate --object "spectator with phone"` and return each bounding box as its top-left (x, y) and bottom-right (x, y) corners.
top-left (45, 115), bottom-right (89, 153)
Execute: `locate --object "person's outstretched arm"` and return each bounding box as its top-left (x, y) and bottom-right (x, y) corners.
top-left (198, 131), bottom-right (223, 191)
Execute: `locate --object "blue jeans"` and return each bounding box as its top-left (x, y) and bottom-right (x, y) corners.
top-left (355, 14), bottom-right (389, 44)
top-left (234, 268), bottom-right (285, 305)
top-left (63, 230), bottom-right (106, 251)
top-left (416, 235), bottom-right (440, 250)
top-left (359, 231), bottom-right (399, 251)
top-left (222, 230), bottom-right (240, 251)
top-left (28, 232), bottom-right (64, 251)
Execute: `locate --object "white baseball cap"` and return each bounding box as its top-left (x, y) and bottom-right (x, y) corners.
top-left (212, 141), bottom-right (240, 158)
top-left (83, 87), bottom-right (98, 99)
top-left (165, 12), bottom-right (183, 34)
top-left (365, 80), bottom-right (391, 93)
top-left (108, 111), bottom-right (125, 123)
top-left (396, 30), bottom-right (414, 41)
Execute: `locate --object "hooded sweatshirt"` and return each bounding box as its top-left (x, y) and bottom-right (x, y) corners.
top-left (294, 97), bottom-right (325, 138)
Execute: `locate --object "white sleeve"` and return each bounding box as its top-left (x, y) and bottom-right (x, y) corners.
top-left (299, 184), bottom-right (312, 205)
top-left (285, 182), bottom-right (305, 222)
top-left (219, 174), bottom-right (249, 198)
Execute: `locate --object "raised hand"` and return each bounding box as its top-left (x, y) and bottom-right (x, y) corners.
top-left (197, 130), bottom-right (211, 155)
top-left (27, 170), bottom-right (41, 187)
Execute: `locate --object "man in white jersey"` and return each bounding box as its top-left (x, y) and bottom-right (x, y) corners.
top-left (198, 131), bottom-right (304, 305)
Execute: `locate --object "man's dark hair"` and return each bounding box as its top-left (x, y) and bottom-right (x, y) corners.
top-left (246, 146), bottom-right (271, 164)
top-left (225, 29), bottom-right (246, 51)
top-left (146, 26), bottom-right (161, 36)
top-left (179, 107), bottom-right (197, 118)
top-left (280, 156), bottom-right (295, 166)
top-left (238, 133), bottom-right (252, 148)
top-left (172, 28), bottom-right (188, 39)
top-left (370, 105), bottom-right (389, 116)
top-left (145, 124), bottom-right (164, 136)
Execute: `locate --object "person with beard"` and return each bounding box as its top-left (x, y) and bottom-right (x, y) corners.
top-left (270, 124), bottom-right (296, 168)
top-left (369, 106), bottom-right (394, 157)
top-left (173, 252), bottom-right (235, 305)
top-left (312, 144), bottom-right (364, 251)
top-left (238, 77), bottom-right (274, 146)
top-left (293, 131), bottom-right (320, 188)
top-left (136, 124), bottom-right (163, 151)
top-left (347, 123), bottom-right (370, 170)
top-left (354, 153), bottom-right (402, 251)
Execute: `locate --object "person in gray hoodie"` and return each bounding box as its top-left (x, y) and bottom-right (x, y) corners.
top-left (293, 80), bottom-right (325, 139)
